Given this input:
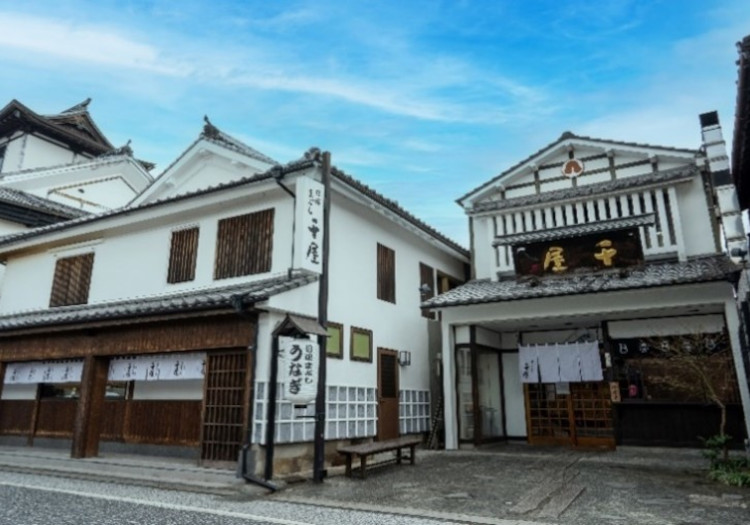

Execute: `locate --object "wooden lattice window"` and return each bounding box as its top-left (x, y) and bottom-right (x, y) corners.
top-left (214, 209), bottom-right (274, 280)
top-left (167, 227), bottom-right (199, 283)
top-left (49, 253), bottom-right (94, 307)
top-left (326, 322), bottom-right (343, 359)
top-left (350, 326), bottom-right (373, 362)
top-left (419, 262), bottom-right (435, 319)
top-left (377, 243), bottom-right (395, 303)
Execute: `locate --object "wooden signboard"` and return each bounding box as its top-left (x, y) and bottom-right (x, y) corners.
top-left (513, 228), bottom-right (643, 277)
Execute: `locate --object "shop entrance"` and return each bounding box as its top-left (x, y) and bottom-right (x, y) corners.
top-left (525, 382), bottom-right (614, 448)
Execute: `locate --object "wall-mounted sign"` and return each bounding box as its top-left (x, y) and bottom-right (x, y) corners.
top-left (293, 177), bottom-right (325, 274)
top-left (513, 228), bottom-right (643, 276)
top-left (279, 335), bottom-right (319, 404)
top-left (609, 333), bottom-right (727, 358)
top-left (561, 158), bottom-right (585, 177)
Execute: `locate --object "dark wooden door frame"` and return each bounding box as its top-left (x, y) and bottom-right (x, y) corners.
top-left (377, 348), bottom-right (399, 441)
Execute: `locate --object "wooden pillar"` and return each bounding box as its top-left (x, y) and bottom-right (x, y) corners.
top-left (71, 355), bottom-right (109, 459)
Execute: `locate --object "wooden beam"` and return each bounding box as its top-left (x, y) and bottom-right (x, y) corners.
top-left (71, 355), bottom-right (109, 458)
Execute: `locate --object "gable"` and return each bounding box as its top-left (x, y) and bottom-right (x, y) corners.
top-left (132, 138), bottom-right (276, 206)
top-left (460, 133), bottom-right (699, 209)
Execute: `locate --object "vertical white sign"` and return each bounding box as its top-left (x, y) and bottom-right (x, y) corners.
top-left (294, 176), bottom-right (325, 274)
top-left (279, 335), bottom-right (319, 404)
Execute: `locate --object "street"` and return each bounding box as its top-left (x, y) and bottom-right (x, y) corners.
top-left (0, 470), bottom-right (517, 525)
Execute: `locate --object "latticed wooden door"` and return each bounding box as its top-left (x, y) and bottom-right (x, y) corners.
top-left (201, 350), bottom-right (251, 463)
top-left (525, 382), bottom-right (613, 448)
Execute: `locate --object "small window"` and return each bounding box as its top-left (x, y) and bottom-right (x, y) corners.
top-left (167, 227), bottom-right (199, 283)
top-left (419, 262), bottom-right (435, 319)
top-left (326, 322), bottom-right (343, 359)
top-left (49, 253), bottom-right (95, 307)
top-left (0, 144), bottom-right (6, 173)
top-left (377, 243), bottom-right (395, 303)
top-left (350, 326), bottom-right (373, 362)
top-left (214, 209), bottom-right (274, 279)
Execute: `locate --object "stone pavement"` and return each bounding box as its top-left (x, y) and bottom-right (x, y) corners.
top-left (0, 443), bottom-right (748, 524)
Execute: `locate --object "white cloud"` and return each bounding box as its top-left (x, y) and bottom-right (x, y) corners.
top-left (0, 11), bottom-right (189, 75)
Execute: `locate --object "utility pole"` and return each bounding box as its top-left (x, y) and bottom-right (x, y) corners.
top-left (312, 151), bottom-right (331, 482)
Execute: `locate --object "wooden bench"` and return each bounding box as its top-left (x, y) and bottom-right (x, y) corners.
top-left (337, 436), bottom-right (421, 479)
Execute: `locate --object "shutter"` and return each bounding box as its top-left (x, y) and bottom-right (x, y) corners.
top-left (377, 243), bottom-right (395, 303)
top-left (168, 227), bottom-right (199, 283)
top-left (215, 209), bottom-right (274, 279)
top-left (49, 253), bottom-right (94, 307)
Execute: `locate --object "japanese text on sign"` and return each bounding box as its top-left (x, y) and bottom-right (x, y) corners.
top-left (279, 335), bottom-right (319, 404)
top-left (293, 177), bottom-right (325, 274)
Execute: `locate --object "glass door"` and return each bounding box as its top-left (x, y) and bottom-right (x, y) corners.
top-left (477, 351), bottom-right (503, 440)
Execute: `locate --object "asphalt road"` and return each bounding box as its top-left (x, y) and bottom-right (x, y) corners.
top-left (0, 470), bottom-right (525, 525)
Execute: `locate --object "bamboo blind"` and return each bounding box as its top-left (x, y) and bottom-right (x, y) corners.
top-left (167, 227), bottom-right (199, 283)
top-left (214, 209), bottom-right (274, 279)
top-left (49, 253), bottom-right (95, 307)
top-left (377, 243), bottom-right (395, 303)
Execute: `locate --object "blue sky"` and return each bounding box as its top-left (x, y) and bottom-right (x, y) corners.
top-left (1, 1), bottom-right (749, 246)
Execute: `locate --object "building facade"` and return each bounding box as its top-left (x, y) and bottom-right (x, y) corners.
top-left (426, 115), bottom-right (750, 450)
top-left (0, 120), bottom-right (468, 476)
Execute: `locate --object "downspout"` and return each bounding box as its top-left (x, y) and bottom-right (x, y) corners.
top-left (231, 297), bottom-right (277, 492)
top-left (272, 166), bottom-right (297, 279)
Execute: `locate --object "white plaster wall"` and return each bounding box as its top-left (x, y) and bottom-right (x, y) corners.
top-left (577, 171), bottom-right (612, 186)
top-left (608, 314), bottom-right (724, 337)
top-left (471, 216), bottom-right (492, 280)
top-left (454, 326), bottom-right (471, 344)
top-left (539, 179), bottom-right (574, 192)
top-left (0, 249), bottom-right (55, 312)
top-left (131, 379), bottom-right (203, 400)
top-left (2, 134), bottom-right (27, 173)
top-left (0, 383), bottom-right (36, 400)
top-left (0, 188), bottom-right (295, 312)
top-left (256, 187), bottom-right (467, 394)
top-left (502, 353), bottom-right (526, 437)
top-left (504, 185), bottom-right (536, 199)
top-left (318, 191), bottom-right (464, 392)
top-left (475, 326), bottom-right (501, 348)
top-left (674, 178), bottom-right (717, 256)
top-left (17, 136), bottom-right (77, 171)
top-left (4, 160), bottom-right (152, 211)
top-left (0, 218), bottom-right (26, 237)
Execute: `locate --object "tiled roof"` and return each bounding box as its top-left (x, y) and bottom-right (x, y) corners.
top-left (494, 214), bottom-right (655, 246)
top-left (0, 154), bottom-right (150, 180)
top-left (204, 129), bottom-right (278, 166)
top-left (457, 132), bottom-right (699, 205)
top-left (0, 153), bottom-right (469, 258)
top-left (0, 187), bottom-right (88, 219)
top-left (422, 255), bottom-right (739, 308)
top-left (470, 165), bottom-right (696, 213)
top-left (0, 271), bottom-right (318, 331)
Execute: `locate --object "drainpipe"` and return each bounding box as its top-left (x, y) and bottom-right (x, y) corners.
top-left (272, 166), bottom-right (297, 279)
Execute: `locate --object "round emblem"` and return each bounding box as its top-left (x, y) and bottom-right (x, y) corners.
top-left (561, 159), bottom-right (585, 177)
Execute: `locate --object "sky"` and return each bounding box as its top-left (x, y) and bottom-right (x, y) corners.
top-left (1, 1), bottom-right (749, 247)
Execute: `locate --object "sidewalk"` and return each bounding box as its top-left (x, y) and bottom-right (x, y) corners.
top-left (0, 445), bottom-right (253, 495)
top-left (0, 443), bottom-right (748, 524)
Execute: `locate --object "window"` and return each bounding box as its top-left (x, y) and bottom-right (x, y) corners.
top-left (167, 227), bottom-right (199, 283)
top-left (377, 243), bottom-right (395, 303)
top-left (0, 144), bottom-right (6, 173)
top-left (350, 326), bottom-right (373, 362)
top-left (214, 209), bottom-right (274, 280)
top-left (49, 253), bottom-right (94, 307)
top-left (326, 322), bottom-right (343, 359)
top-left (419, 262), bottom-right (435, 319)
